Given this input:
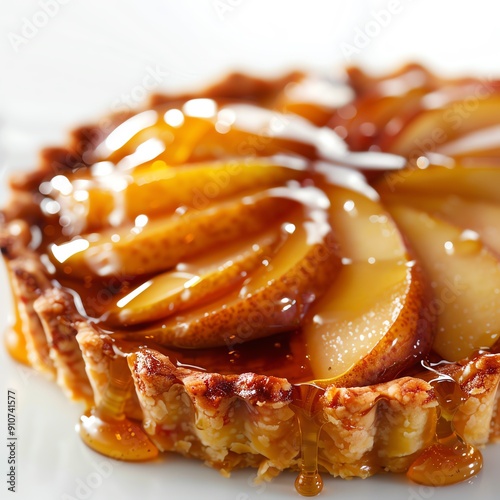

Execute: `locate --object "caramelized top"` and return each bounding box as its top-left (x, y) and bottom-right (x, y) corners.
top-left (1, 70), bottom-right (428, 387)
top-left (4, 65), bottom-right (500, 384)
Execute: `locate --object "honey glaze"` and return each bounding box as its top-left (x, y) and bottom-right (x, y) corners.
top-left (407, 361), bottom-right (483, 486)
top-left (79, 352), bottom-right (158, 461)
top-left (290, 384), bottom-right (326, 497)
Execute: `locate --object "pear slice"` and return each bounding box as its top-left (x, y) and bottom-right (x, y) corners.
top-left (436, 124), bottom-right (500, 161)
top-left (50, 189), bottom-right (296, 278)
top-left (97, 102), bottom-right (319, 167)
top-left (304, 259), bottom-right (426, 386)
top-left (105, 230), bottom-right (279, 326)
top-left (120, 198), bottom-right (341, 349)
top-left (378, 165), bottom-right (500, 203)
top-left (125, 158), bottom-right (304, 219)
top-left (323, 184), bottom-right (406, 262)
top-left (388, 204), bottom-right (500, 361)
top-left (385, 95), bottom-right (500, 156)
top-left (58, 158), bottom-right (305, 232)
top-left (384, 193), bottom-right (500, 256)
top-left (98, 112), bottom-right (214, 166)
top-left (331, 87), bottom-right (428, 151)
top-left (302, 179), bottom-right (428, 386)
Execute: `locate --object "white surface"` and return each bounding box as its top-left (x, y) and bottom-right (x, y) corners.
top-left (1, 1), bottom-right (500, 499)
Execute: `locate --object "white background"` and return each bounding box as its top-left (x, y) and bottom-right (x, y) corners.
top-left (1, 0), bottom-right (500, 173)
top-left (1, 1), bottom-right (500, 499)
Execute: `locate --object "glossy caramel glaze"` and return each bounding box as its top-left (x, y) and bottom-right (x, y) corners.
top-left (15, 90), bottom-right (425, 384)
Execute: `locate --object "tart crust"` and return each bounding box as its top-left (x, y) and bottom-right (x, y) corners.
top-left (4, 225), bottom-right (499, 480)
top-left (92, 333), bottom-right (500, 480)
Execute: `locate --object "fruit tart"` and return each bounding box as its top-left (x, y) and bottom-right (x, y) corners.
top-left (2, 64), bottom-right (500, 496)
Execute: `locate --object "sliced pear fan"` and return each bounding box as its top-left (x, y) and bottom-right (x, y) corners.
top-left (120, 189), bottom-right (341, 349)
top-left (105, 230), bottom-right (280, 327)
top-left (50, 189), bottom-right (296, 278)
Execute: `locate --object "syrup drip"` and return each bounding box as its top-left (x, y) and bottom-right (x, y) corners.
top-left (291, 384), bottom-right (326, 497)
top-left (407, 367), bottom-right (483, 486)
top-left (79, 355), bottom-right (158, 461)
top-left (4, 300), bottom-right (29, 365)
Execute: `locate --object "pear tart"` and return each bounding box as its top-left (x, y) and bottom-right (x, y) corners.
top-left (2, 66), bottom-right (500, 496)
